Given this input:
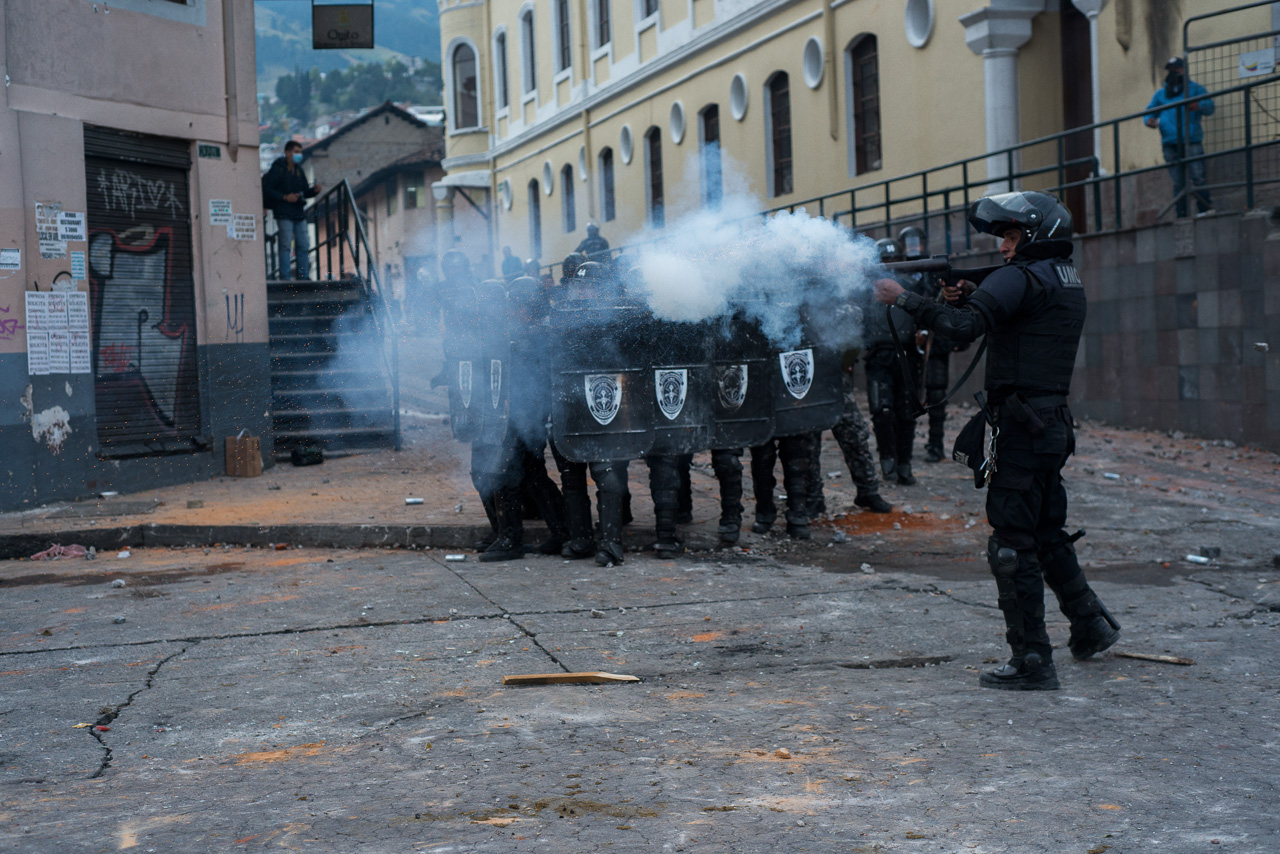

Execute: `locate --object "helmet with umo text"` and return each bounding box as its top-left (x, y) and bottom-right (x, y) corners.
top-left (967, 191), bottom-right (1073, 249)
top-left (897, 226), bottom-right (926, 260)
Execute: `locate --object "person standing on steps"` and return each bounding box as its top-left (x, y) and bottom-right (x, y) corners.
top-left (263, 141), bottom-right (321, 280)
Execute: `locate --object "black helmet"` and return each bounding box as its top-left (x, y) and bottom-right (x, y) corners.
top-left (441, 249), bottom-right (471, 280)
top-left (875, 237), bottom-right (904, 264)
top-left (507, 275), bottom-right (548, 321)
top-left (897, 226), bottom-right (926, 260)
top-left (586, 222), bottom-right (599, 236)
top-left (575, 260), bottom-right (606, 280)
top-left (967, 191), bottom-right (1072, 249)
top-left (561, 252), bottom-right (585, 279)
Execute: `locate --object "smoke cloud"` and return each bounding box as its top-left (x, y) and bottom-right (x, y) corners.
top-left (623, 175), bottom-right (882, 350)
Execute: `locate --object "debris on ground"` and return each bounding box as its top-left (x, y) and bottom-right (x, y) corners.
top-left (445, 554), bottom-right (466, 562)
top-left (774, 748), bottom-right (792, 759)
top-left (405, 498), bottom-right (424, 505)
top-left (502, 672), bottom-right (639, 685)
top-left (117, 550), bottom-right (131, 559)
top-left (1115, 652), bottom-right (1194, 666)
top-left (590, 609), bottom-right (606, 618)
top-left (1185, 554), bottom-right (1212, 565)
top-left (30, 544), bottom-right (89, 560)
top-left (111, 579), bottom-right (126, 588)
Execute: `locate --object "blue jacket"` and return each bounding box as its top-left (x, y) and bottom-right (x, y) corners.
top-left (1146, 80), bottom-right (1214, 145)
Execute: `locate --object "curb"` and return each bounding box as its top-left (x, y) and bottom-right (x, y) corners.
top-left (0, 523), bottom-right (723, 560)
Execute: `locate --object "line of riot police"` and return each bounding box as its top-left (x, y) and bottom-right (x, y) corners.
top-left (439, 249), bottom-right (856, 564)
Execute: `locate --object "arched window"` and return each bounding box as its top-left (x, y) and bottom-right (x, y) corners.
top-left (699, 104), bottom-right (722, 209)
top-left (520, 8), bottom-right (537, 95)
top-left (645, 126), bottom-right (664, 228)
top-left (598, 147), bottom-right (616, 222)
top-left (554, 0), bottom-right (572, 73)
top-left (494, 31), bottom-right (510, 111)
top-left (765, 72), bottom-right (792, 197)
top-left (528, 179), bottom-right (543, 259)
top-left (561, 164), bottom-right (576, 233)
top-left (451, 42), bottom-right (479, 130)
top-left (846, 35), bottom-right (881, 176)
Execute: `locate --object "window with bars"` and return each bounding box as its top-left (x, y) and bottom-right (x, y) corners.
top-left (767, 73), bottom-right (793, 196)
top-left (850, 36), bottom-right (882, 174)
top-left (556, 0), bottom-right (572, 72)
top-left (596, 0), bottom-right (611, 47)
top-left (646, 127), bottom-right (664, 228)
top-left (599, 147), bottom-right (616, 221)
top-left (562, 165), bottom-right (576, 232)
top-left (700, 105), bottom-right (722, 209)
top-left (495, 32), bottom-right (510, 110)
top-left (452, 43), bottom-right (479, 129)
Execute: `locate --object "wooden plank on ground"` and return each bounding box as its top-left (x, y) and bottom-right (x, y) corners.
top-left (502, 671), bottom-right (640, 685)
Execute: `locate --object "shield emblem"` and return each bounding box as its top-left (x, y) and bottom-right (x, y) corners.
top-left (780, 349), bottom-right (814, 400)
top-left (458, 361), bottom-right (473, 408)
top-left (717, 364), bottom-right (748, 411)
top-left (585, 374), bottom-right (623, 426)
top-left (490, 359), bottom-right (503, 409)
top-left (655, 369), bottom-right (688, 421)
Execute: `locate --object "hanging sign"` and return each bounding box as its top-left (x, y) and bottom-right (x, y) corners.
top-left (313, 4), bottom-right (374, 50)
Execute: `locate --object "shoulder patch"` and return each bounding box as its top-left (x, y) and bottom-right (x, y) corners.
top-left (1053, 262), bottom-right (1083, 288)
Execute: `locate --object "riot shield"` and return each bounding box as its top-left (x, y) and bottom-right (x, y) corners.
top-left (649, 318), bottom-right (714, 456)
top-left (473, 279), bottom-right (511, 447)
top-left (771, 306), bottom-right (842, 437)
top-left (440, 282), bottom-right (483, 443)
top-left (710, 311), bottom-right (775, 449)
top-left (550, 295), bottom-right (654, 463)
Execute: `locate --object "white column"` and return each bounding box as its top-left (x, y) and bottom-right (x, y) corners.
top-left (959, 1), bottom-right (1045, 193)
top-left (1073, 0), bottom-right (1108, 175)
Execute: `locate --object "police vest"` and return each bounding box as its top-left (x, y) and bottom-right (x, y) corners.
top-left (983, 257), bottom-right (1086, 399)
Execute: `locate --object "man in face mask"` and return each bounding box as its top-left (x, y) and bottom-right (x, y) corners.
top-left (1145, 57), bottom-right (1215, 218)
top-left (263, 141), bottom-right (323, 279)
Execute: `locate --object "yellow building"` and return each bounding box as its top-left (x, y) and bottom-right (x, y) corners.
top-left (435, 0), bottom-right (1274, 270)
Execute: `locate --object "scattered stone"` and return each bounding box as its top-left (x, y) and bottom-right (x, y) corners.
top-left (111, 579), bottom-right (126, 588)
top-left (860, 563), bottom-right (875, 574)
top-left (405, 497), bottom-right (424, 505)
top-left (831, 531), bottom-right (849, 544)
top-left (454, 503), bottom-right (464, 513)
top-left (590, 609), bottom-right (606, 619)
top-left (1103, 472), bottom-right (1121, 480)
top-left (116, 550), bottom-right (131, 559)
top-left (1200, 546), bottom-right (1222, 558)
top-left (1254, 342), bottom-right (1269, 353)
top-left (892, 522), bottom-right (902, 531)
top-left (112, 616), bottom-right (126, 624)
top-left (774, 748), bottom-right (791, 759)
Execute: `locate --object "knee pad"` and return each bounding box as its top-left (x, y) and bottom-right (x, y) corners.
top-left (987, 536), bottom-right (1018, 583)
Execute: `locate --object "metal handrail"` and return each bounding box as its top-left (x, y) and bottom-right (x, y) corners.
top-left (538, 73), bottom-right (1280, 276)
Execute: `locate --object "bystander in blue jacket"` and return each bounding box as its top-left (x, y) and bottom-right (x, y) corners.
top-left (1145, 57), bottom-right (1215, 217)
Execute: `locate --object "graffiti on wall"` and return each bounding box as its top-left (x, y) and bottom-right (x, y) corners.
top-left (88, 227), bottom-right (199, 442)
top-left (95, 167), bottom-right (186, 221)
top-left (0, 304), bottom-right (25, 340)
top-left (225, 292), bottom-right (244, 343)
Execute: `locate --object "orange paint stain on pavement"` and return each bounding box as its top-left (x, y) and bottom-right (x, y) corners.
top-left (231, 742), bottom-right (340, 766)
top-left (691, 631), bottom-right (723, 642)
top-left (184, 594), bottom-right (300, 614)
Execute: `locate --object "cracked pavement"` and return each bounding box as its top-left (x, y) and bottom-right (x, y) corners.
top-left (2, 418), bottom-right (1279, 853)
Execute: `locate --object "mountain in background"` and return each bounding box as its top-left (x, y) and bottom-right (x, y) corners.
top-left (255, 0), bottom-right (441, 97)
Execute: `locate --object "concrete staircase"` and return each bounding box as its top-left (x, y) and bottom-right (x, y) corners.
top-left (267, 278), bottom-right (397, 459)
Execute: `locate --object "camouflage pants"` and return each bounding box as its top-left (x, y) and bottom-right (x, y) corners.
top-left (808, 370), bottom-right (881, 499)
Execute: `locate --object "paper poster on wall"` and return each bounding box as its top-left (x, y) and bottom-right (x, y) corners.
top-left (0, 248), bottom-right (19, 271)
top-left (39, 238), bottom-right (67, 259)
top-left (209, 199), bottom-right (233, 226)
top-left (25, 292), bottom-right (51, 376)
top-left (57, 212), bottom-right (87, 242)
top-left (35, 201), bottom-right (66, 259)
top-left (66, 292), bottom-right (91, 374)
top-left (70, 251), bottom-right (86, 280)
top-left (229, 213), bottom-right (257, 241)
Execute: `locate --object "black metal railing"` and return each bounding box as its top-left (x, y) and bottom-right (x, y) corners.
top-left (265, 180), bottom-right (401, 450)
top-left (538, 73), bottom-right (1280, 277)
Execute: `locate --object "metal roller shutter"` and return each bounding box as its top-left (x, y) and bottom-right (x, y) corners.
top-left (84, 126), bottom-right (202, 453)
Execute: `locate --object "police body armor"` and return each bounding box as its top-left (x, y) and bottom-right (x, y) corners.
top-left (649, 318), bottom-right (714, 455)
top-left (711, 310), bottom-right (775, 449)
top-left (771, 305), bottom-right (842, 438)
top-left (862, 277), bottom-right (918, 352)
top-left (549, 290), bottom-right (654, 463)
top-left (980, 258), bottom-right (1086, 401)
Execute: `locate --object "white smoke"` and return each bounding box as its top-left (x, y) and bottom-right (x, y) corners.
top-left (625, 176), bottom-right (881, 349)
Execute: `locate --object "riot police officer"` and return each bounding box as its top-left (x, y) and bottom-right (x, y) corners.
top-left (899, 226), bottom-right (968, 463)
top-left (478, 277), bottom-right (572, 561)
top-left (575, 223), bottom-right (610, 260)
top-left (864, 238), bottom-right (924, 486)
top-left (805, 346), bottom-right (893, 517)
top-left (873, 191), bottom-right (1120, 691)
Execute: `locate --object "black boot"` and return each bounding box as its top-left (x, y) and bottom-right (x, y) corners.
top-left (854, 492), bottom-right (892, 513)
top-left (480, 487), bottom-right (525, 562)
top-left (1041, 537), bottom-right (1121, 660)
top-left (649, 456), bottom-right (684, 558)
top-left (712, 449), bottom-right (744, 546)
top-left (749, 442), bottom-right (777, 533)
top-left (896, 462), bottom-right (917, 486)
top-left (525, 467), bottom-right (570, 556)
top-left (924, 443), bottom-right (945, 463)
top-left (879, 458), bottom-right (897, 479)
top-left (675, 454), bottom-right (694, 524)
top-left (981, 539), bottom-right (1058, 691)
top-left (558, 485), bottom-right (595, 559)
top-left (475, 489), bottom-right (499, 551)
top-left (595, 489), bottom-right (626, 567)
top-left (779, 435), bottom-right (811, 540)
